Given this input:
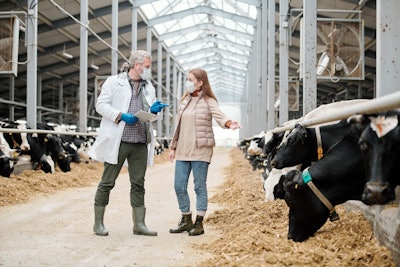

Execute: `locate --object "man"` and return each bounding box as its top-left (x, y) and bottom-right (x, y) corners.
top-left (89, 50), bottom-right (168, 237)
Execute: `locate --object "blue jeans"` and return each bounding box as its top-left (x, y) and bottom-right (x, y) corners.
top-left (174, 160), bottom-right (210, 214)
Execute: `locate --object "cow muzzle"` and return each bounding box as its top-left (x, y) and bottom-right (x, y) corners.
top-left (361, 181), bottom-right (395, 205)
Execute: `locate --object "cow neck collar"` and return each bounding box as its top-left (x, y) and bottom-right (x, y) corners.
top-left (302, 168), bottom-right (339, 222)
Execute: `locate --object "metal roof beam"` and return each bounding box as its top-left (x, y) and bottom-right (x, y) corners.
top-left (237, 0), bottom-right (261, 7)
top-left (208, 77), bottom-right (245, 89)
top-left (208, 68), bottom-right (246, 79)
top-left (181, 56), bottom-right (247, 70)
top-left (158, 23), bottom-right (253, 41)
top-left (206, 65), bottom-right (247, 77)
top-left (211, 75), bottom-right (244, 85)
top-left (175, 47), bottom-right (249, 62)
top-left (213, 85), bottom-right (244, 95)
top-left (146, 5), bottom-right (256, 27)
top-left (42, 1), bottom-right (134, 31)
top-left (168, 35), bottom-right (252, 54)
top-left (131, 0), bottom-right (158, 7)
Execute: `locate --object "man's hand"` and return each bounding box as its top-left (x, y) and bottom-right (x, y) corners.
top-left (121, 113), bottom-right (139, 125)
top-left (150, 100), bottom-right (169, 114)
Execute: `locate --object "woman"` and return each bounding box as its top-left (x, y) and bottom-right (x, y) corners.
top-left (168, 68), bottom-right (241, 236)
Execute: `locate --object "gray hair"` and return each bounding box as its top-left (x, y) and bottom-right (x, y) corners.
top-left (120, 50), bottom-right (152, 72)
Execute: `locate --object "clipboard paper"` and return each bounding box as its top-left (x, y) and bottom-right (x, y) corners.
top-left (135, 110), bottom-right (157, 122)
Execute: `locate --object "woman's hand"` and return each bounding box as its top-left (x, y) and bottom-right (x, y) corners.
top-left (229, 121), bottom-right (242, 130)
top-left (168, 149), bottom-right (175, 163)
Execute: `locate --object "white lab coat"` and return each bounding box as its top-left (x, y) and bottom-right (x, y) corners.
top-left (88, 72), bottom-right (157, 166)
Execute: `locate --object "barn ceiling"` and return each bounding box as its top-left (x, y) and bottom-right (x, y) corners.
top-left (0, 0), bottom-right (377, 128)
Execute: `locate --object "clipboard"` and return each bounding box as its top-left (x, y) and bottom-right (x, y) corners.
top-left (135, 110), bottom-right (157, 122)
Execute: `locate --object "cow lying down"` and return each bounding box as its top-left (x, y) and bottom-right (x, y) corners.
top-left (280, 125), bottom-right (366, 242)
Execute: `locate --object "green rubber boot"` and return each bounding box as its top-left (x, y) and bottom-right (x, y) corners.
top-left (93, 205), bottom-right (108, 236)
top-left (132, 207), bottom-right (157, 236)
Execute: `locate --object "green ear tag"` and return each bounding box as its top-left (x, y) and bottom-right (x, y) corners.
top-left (302, 169), bottom-right (312, 184)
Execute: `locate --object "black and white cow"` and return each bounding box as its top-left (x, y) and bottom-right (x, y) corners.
top-left (281, 125), bottom-right (366, 242)
top-left (238, 131), bottom-right (269, 172)
top-left (36, 123), bottom-right (71, 172)
top-left (262, 99), bottom-right (370, 202)
top-left (271, 119), bottom-right (351, 169)
top-left (0, 122), bottom-right (30, 177)
top-left (52, 125), bottom-right (85, 164)
top-left (350, 110), bottom-right (400, 205)
top-left (0, 148), bottom-right (13, 177)
top-left (27, 133), bottom-right (55, 173)
top-left (0, 120), bottom-right (30, 153)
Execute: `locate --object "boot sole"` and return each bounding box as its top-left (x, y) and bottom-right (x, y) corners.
top-left (133, 230), bottom-right (157, 236)
top-left (94, 231), bottom-right (109, 236)
top-left (188, 231), bottom-right (204, 236)
top-left (169, 230), bottom-right (190, 233)
top-left (93, 226), bottom-right (109, 236)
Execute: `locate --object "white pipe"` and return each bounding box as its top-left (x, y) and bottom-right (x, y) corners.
top-left (0, 129), bottom-right (97, 136)
top-left (271, 91), bottom-right (400, 133)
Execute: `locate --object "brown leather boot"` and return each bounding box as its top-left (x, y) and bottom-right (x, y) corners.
top-left (188, 215), bottom-right (204, 236)
top-left (169, 214), bottom-right (193, 233)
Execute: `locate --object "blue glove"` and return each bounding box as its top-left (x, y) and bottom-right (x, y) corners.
top-left (120, 113), bottom-right (138, 125)
top-left (150, 100), bottom-right (169, 114)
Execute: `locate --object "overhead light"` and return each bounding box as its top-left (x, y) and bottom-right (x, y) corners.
top-left (62, 44), bottom-right (73, 59)
top-left (90, 61), bottom-right (99, 70)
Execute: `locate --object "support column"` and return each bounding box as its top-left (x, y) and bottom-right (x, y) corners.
top-left (131, 5), bottom-right (138, 51)
top-left (26, 0), bottom-right (38, 128)
top-left (279, 0), bottom-right (289, 125)
top-left (376, 0), bottom-right (400, 97)
top-left (302, 0), bottom-right (317, 115)
top-left (156, 42), bottom-right (163, 137)
top-left (261, 0), bottom-right (267, 131)
top-left (58, 80), bottom-right (63, 123)
top-left (165, 52), bottom-right (171, 138)
top-left (79, 0), bottom-right (88, 132)
top-left (146, 28), bottom-right (152, 53)
top-left (9, 75), bottom-right (14, 121)
top-left (171, 63), bottom-right (177, 137)
top-left (111, 0), bottom-right (118, 75)
top-left (267, 0), bottom-right (275, 130)
top-left (37, 74), bottom-right (42, 122)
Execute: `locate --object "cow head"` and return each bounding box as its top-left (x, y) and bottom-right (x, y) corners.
top-left (282, 170), bottom-right (330, 242)
top-left (272, 174), bottom-right (285, 200)
top-left (271, 124), bottom-right (311, 169)
top-left (44, 134), bottom-right (71, 172)
top-left (36, 154), bottom-right (55, 173)
top-left (0, 151), bottom-right (13, 177)
top-left (357, 111), bottom-right (400, 205)
top-left (261, 131), bottom-right (284, 172)
top-left (62, 142), bottom-right (81, 163)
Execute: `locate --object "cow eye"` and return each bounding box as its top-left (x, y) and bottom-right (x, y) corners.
top-left (359, 139), bottom-right (368, 151)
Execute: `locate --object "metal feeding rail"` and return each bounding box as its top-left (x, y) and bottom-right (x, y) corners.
top-left (271, 91), bottom-right (400, 134)
top-left (0, 128), bottom-right (97, 137)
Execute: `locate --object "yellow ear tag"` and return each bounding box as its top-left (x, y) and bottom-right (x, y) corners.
top-left (44, 137), bottom-right (48, 142)
top-left (317, 148), bottom-right (324, 160)
top-left (295, 184), bottom-right (298, 189)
